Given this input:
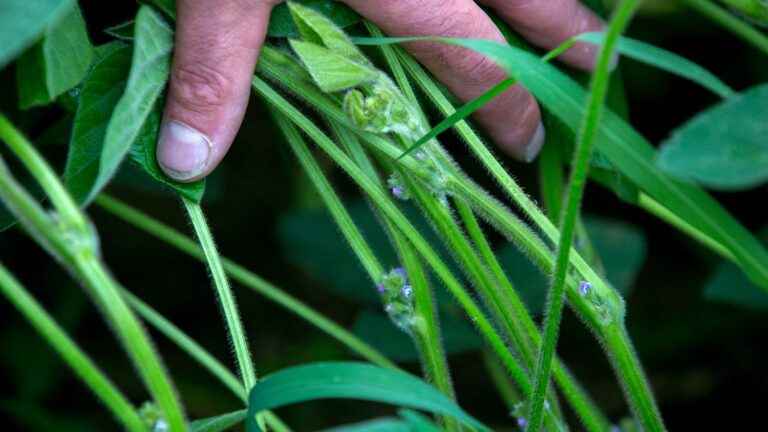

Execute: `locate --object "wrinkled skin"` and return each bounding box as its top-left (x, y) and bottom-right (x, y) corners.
top-left (156, 0), bottom-right (605, 182)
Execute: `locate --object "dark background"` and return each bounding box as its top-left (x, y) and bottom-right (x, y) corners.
top-left (1, 1), bottom-right (767, 430)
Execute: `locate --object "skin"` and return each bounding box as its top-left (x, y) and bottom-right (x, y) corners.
top-left (157, 0), bottom-right (605, 182)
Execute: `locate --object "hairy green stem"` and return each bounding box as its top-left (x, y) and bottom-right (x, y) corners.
top-left (182, 199), bottom-right (257, 393)
top-left (282, 110), bottom-right (457, 428)
top-left (124, 289), bottom-right (246, 402)
top-left (0, 264), bottom-right (145, 432)
top-left (527, 1), bottom-right (644, 431)
top-left (257, 46), bottom-right (611, 431)
top-left (329, 121), bottom-right (457, 406)
top-left (96, 195), bottom-right (395, 369)
top-left (0, 122), bottom-right (186, 431)
top-left (124, 290), bottom-right (291, 431)
top-left (252, 76), bottom-right (528, 389)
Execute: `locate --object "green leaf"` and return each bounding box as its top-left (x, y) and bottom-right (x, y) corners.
top-left (104, 20), bottom-right (135, 41)
top-left (268, 0), bottom-right (360, 38)
top-left (431, 37), bottom-right (768, 290)
top-left (15, 3), bottom-right (94, 108)
top-left (0, 0), bottom-right (72, 70)
top-left (89, 5), bottom-right (173, 203)
top-left (289, 40), bottom-right (378, 92)
top-left (401, 78), bottom-right (516, 160)
top-left (352, 310), bottom-right (482, 362)
top-left (322, 418), bottom-right (410, 432)
top-left (288, 2), bottom-right (369, 65)
top-left (128, 102), bottom-right (206, 202)
top-left (575, 32), bottom-right (734, 98)
top-left (704, 228), bottom-right (768, 309)
top-left (190, 410), bottom-right (246, 432)
top-left (64, 43), bottom-right (132, 204)
top-left (704, 259), bottom-right (768, 309)
top-left (657, 83), bottom-right (768, 190)
top-left (246, 362), bottom-right (487, 432)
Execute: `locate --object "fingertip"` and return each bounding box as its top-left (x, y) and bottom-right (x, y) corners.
top-left (525, 122), bottom-right (546, 163)
top-left (157, 120), bottom-right (213, 182)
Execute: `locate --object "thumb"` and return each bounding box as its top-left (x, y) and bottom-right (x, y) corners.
top-left (157, 0), bottom-right (278, 182)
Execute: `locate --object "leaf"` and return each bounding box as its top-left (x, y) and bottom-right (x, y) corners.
top-left (89, 5), bottom-right (173, 203)
top-left (64, 43), bottom-right (133, 204)
top-left (575, 32), bottom-right (734, 98)
top-left (190, 410), bottom-right (246, 432)
top-left (104, 20), bottom-right (135, 41)
top-left (704, 228), bottom-right (768, 309)
top-left (268, 0), bottom-right (360, 38)
top-left (0, 0), bottom-right (72, 70)
top-left (246, 362), bottom-right (487, 432)
top-left (704, 260), bottom-right (768, 310)
top-left (401, 78), bottom-right (516, 160)
top-left (322, 418), bottom-right (410, 432)
top-left (497, 216), bottom-right (645, 314)
top-left (128, 101), bottom-right (206, 202)
top-left (289, 40), bottom-right (378, 92)
top-left (431, 37), bottom-right (768, 290)
top-left (15, 3), bottom-right (93, 108)
top-left (288, 2), bottom-right (369, 65)
top-left (657, 83), bottom-right (768, 190)
top-left (352, 310), bottom-right (482, 362)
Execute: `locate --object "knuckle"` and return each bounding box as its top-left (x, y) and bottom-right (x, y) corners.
top-left (170, 63), bottom-right (233, 114)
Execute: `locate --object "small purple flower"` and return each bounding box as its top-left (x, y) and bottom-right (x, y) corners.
top-left (376, 283), bottom-right (385, 294)
top-left (401, 284), bottom-right (413, 298)
top-left (393, 267), bottom-right (408, 281)
top-left (391, 185), bottom-right (405, 199)
top-left (579, 281), bottom-right (592, 297)
top-left (516, 417), bottom-right (527, 429)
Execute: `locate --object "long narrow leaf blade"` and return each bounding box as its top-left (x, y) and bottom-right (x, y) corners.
top-left (434, 37), bottom-right (768, 288)
top-left (575, 32), bottom-right (734, 98)
top-left (246, 362), bottom-right (487, 432)
top-left (398, 78), bottom-right (515, 159)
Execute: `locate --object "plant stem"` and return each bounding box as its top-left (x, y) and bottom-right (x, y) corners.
top-left (282, 111), bottom-right (459, 423)
top-left (182, 199), bottom-right (257, 393)
top-left (604, 325), bottom-right (665, 432)
top-left (124, 289), bottom-right (246, 402)
top-left (0, 115), bottom-right (87, 233)
top-left (124, 289), bottom-right (291, 431)
top-left (256, 45), bottom-right (657, 431)
top-left (637, 192), bottom-right (734, 261)
top-left (0, 124), bottom-right (186, 432)
top-left (681, 0), bottom-right (768, 56)
top-left (329, 121), bottom-right (457, 407)
top-left (252, 76), bottom-right (528, 388)
top-left (0, 264), bottom-right (146, 432)
top-left (95, 195), bottom-right (395, 369)
top-left (528, 1), bottom-right (643, 431)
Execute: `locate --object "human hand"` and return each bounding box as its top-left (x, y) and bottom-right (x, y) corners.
top-left (157, 0), bottom-right (604, 182)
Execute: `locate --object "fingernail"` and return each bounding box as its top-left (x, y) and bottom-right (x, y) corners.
top-left (524, 122), bottom-right (546, 163)
top-left (157, 120), bottom-right (212, 181)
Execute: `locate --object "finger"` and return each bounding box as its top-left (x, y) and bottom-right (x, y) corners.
top-left (478, 0), bottom-right (606, 71)
top-left (157, 0), bottom-right (279, 182)
top-left (342, 0), bottom-right (544, 162)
